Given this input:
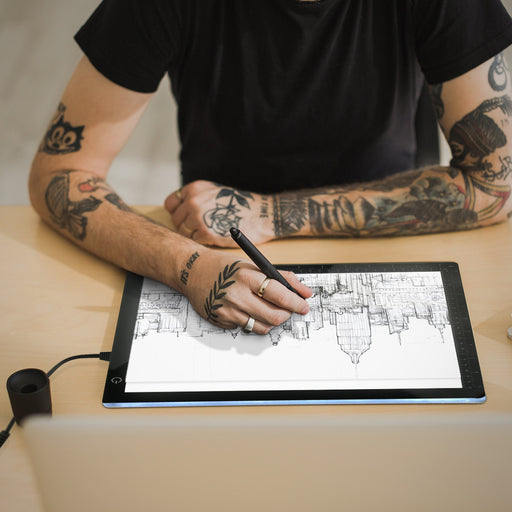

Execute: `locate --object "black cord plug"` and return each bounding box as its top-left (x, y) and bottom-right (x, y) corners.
top-left (1, 351), bottom-right (111, 449)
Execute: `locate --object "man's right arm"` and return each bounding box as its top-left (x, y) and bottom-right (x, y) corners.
top-left (29, 56), bottom-right (311, 333)
top-left (29, 56), bottom-right (194, 291)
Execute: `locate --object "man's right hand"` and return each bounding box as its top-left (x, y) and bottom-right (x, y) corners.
top-left (180, 249), bottom-right (312, 335)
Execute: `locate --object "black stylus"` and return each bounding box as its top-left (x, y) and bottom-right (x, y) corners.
top-left (230, 227), bottom-right (301, 296)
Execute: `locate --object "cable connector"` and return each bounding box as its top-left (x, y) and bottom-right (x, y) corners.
top-left (99, 352), bottom-right (111, 361)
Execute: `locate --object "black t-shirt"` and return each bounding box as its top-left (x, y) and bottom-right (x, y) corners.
top-left (75, 0), bottom-right (512, 193)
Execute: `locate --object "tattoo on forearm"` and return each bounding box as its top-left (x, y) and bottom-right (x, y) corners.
top-left (78, 176), bottom-right (105, 193)
top-left (78, 177), bottom-right (132, 212)
top-left (488, 53), bottom-right (508, 91)
top-left (306, 170), bottom-right (475, 235)
top-left (273, 96), bottom-right (512, 238)
top-left (274, 165), bottom-right (510, 238)
top-left (39, 103), bottom-right (84, 155)
top-left (203, 261), bottom-right (240, 324)
top-left (78, 177), bottom-right (133, 212)
top-left (105, 193), bottom-right (132, 212)
top-left (429, 84), bottom-right (444, 119)
top-left (203, 187), bottom-right (253, 236)
top-left (272, 195), bottom-right (308, 236)
top-left (45, 171), bottom-right (102, 240)
top-left (180, 252), bottom-right (200, 285)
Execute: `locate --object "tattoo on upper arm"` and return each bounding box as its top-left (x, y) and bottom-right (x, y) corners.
top-left (449, 96), bottom-right (512, 178)
top-left (203, 187), bottom-right (254, 236)
top-left (45, 171), bottom-right (102, 240)
top-left (203, 261), bottom-right (240, 324)
top-left (429, 84), bottom-right (444, 119)
top-left (39, 103), bottom-right (84, 155)
top-left (488, 53), bottom-right (509, 91)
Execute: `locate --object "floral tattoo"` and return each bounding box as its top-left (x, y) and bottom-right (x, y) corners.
top-left (203, 187), bottom-right (253, 236)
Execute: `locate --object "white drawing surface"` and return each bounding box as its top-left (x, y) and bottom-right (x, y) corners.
top-left (125, 272), bottom-right (462, 393)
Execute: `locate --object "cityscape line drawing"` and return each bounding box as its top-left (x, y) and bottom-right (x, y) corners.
top-left (133, 271), bottom-right (451, 368)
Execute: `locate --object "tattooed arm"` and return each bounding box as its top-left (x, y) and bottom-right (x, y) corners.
top-left (166, 54), bottom-right (512, 246)
top-left (29, 56), bottom-right (311, 332)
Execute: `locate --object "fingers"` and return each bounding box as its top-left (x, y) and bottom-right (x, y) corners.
top-left (210, 308), bottom-right (275, 335)
top-left (279, 270), bottom-right (314, 299)
top-left (164, 187), bottom-right (184, 214)
top-left (164, 187), bottom-right (199, 239)
top-left (211, 268), bottom-right (311, 334)
top-left (254, 273), bottom-right (311, 315)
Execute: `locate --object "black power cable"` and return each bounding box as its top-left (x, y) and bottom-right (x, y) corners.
top-left (0, 351), bottom-right (111, 448)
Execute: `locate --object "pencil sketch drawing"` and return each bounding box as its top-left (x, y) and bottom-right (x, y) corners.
top-left (134, 272), bottom-right (450, 367)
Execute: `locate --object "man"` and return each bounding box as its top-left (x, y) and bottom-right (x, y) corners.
top-left (29, 0), bottom-right (512, 332)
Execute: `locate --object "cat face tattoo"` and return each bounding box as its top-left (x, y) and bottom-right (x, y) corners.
top-left (39, 102), bottom-right (84, 155)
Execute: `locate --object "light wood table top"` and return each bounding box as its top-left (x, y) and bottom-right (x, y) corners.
top-left (1, 205), bottom-right (512, 511)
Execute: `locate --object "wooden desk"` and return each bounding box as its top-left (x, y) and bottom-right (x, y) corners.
top-left (1, 205), bottom-right (512, 511)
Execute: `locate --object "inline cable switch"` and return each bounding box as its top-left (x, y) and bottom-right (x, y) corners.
top-left (6, 368), bottom-right (52, 425)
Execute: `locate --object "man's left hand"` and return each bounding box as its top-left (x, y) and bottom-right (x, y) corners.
top-left (164, 180), bottom-right (275, 247)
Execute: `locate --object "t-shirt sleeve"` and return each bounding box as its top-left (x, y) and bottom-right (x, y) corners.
top-left (412, 0), bottom-right (512, 84)
top-left (74, 0), bottom-right (181, 93)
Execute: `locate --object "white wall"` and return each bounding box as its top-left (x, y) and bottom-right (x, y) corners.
top-left (1, 1), bottom-right (512, 204)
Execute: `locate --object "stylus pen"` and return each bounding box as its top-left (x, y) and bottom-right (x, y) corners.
top-left (230, 227), bottom-right (301, 296)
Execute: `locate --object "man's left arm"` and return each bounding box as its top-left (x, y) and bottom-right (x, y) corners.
top-left (166, 54), bottom-right (512, 247)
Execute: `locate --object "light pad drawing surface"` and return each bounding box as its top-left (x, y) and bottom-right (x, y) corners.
top-left (103, 263), bottom-right (485, 406)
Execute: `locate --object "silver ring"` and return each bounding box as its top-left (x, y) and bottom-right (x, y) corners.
top-left (257, 277), bottom-right (271, 298)
top-left (243, 316), bottom-right (255, 333)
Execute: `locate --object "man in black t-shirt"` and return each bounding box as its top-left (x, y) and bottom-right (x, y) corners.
top-left (29, 0), bottom-right (512, 331)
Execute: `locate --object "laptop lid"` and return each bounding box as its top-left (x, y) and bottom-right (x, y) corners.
top-left (22, 413), bottom-right (512, 512)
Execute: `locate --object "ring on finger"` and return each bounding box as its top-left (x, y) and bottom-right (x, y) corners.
top-left (176, 188), bottom-right (183, 202)
top-left (257, 277), bottom-right (271, 298)
top-left (181, 223), bottom-right (193, 236)
top-left (243, 316), bottom-right (255, 333)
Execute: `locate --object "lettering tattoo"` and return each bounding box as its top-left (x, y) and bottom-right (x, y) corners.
top-left (203, 261), bottom-right (240, 324)
top-left (45, 171), bottom-right (102, 240)
top-left (260, 196), bottom-right (270, 218)
top-left (203, 187), bottom-right (253, 237)
top-left (180, 251), bottom-right (200, 285)
top-left (488, 53), bottom-right (509, 91)
top-left (39, 103), bottom-right (84, 155)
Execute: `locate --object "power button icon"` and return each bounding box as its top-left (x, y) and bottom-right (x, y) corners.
top-left (111, 377), bottom-right (123, 384)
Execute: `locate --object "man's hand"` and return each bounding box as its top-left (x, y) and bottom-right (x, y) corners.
top-left (179, 248), bottom-right (312, 335)
top-left (164, 180), bottom-right (276, 247)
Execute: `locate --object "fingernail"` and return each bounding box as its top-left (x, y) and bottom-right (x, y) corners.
top-left (299, 303), bottom-right (309, 315)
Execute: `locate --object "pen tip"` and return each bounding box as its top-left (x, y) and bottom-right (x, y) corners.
top-left (230, 227), bottom-right (239, 237)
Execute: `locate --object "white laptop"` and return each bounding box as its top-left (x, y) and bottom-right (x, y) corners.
top-left (22, 413), bottom-right (512, 512)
